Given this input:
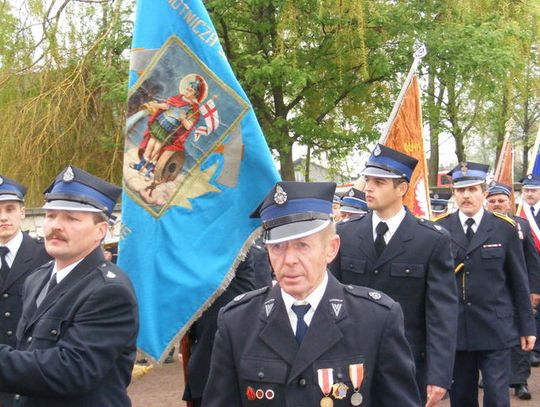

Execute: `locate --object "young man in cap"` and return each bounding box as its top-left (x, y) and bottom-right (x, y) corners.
top-left (0, 176), bottom-right (51, 407)
top-left (339, 187), bottom-right (368, 222)
top-left (436, 163), bottom-right (536, 407)
top-left (331, 144), bottom-right (458, 406)
top-left (485, 181), bottom-right (540, 400)
top-left (519, 173), bottom-right (540, 367)
top-left (204, 181), bottom-right (421, 406)
top-left (0, 165), bottom-right (138, 407)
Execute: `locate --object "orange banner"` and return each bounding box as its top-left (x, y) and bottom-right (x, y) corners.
top-left (494, 139), bottom-right (515, 211)
top-left (384, 76), bottom-right (431, 218)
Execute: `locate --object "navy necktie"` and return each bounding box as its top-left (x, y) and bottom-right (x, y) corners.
top-left (292, 304), bottom-right (311, 344)
top-left (0, 247), bottom-right (10, 285)
top-left (36, 272), bottom-right (58, 307)
top-left (374, 221), bottom-right (389, 257)
top-left (465, 218), bottom-right (475, 242)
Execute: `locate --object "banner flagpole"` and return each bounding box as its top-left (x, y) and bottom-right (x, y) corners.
top-left (380, 45), bottom-right (427, 144)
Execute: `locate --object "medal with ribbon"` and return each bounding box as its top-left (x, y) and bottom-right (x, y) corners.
top-left (349, 363), bottom-right (364, 406)
top-left (317, 368), bottom-right (334, 407)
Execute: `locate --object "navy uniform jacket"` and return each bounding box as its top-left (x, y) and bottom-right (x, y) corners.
top-left (0, 232), bottom-right (51, 407)
top-left (203, 273), bottom-right (421, 407)
top-left (183, 243), bottom-right (272, 400)
top-left (0, 246), bottom-right (138, 407)
top-left (0, 233), bottom-right (51, 347)
top-left (514, 215), bottom-right (540, 294)
top-left (436, 211), bottom-right (535, 350)
top-left (330, 210), bottom-right (458, 390)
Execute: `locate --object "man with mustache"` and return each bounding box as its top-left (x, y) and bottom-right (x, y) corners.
top-left (0, 175), bottom-right (51, 407)
top-left (0, 165), bottom-right (138, 407)
top-left (435, 163), bottom-right (536, 407)
top-left (331, 144), bottom-right (458, 407)
top-left (204, 181), bottom-right (421, 406)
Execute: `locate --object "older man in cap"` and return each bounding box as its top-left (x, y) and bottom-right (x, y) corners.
top-left (331, 144), bottom-right (458, 407)
top-left (519, 173), bottom-right (540, 367)
top-left (0, 165), bottom-right (138, 407)
top-left (203, 181), bottom-right (421, 406)
top-left (435, 163), bottom-right (536, 407)
top-left (485, 181), bottom-right (540, 400)
top-left (0, 175), bottom-right (51, 407)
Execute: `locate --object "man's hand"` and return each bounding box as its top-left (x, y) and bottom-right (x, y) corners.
top-left (521, 336), bottom-right (537, 352)
top-left (425, 384), bottom-right (446, 407)
top-left (531, 293), bottom-right (540, 307)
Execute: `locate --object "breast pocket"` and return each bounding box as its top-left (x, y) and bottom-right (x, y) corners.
top-left (312, 356), bottom-right (366, 405)
top-left (341, 256), bottom-right (366, 275)
top-left (240, 356), bottom-right (288, 404)
top-left (481, 247), bottom-right (503, 259)
top-left (31, 317), bottom-right (63, 346)
top-left (390, 263), bottom-right (425, 278)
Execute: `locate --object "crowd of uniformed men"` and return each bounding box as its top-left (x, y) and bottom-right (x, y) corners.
top-left (0, 144), bottom-right (539, 407)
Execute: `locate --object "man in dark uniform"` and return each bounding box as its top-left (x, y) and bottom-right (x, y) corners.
top-left (339, 187), bottom-right (368, 222)
top-left (182, 242), bottom-right (273, 406)
top-left (485, 181), bottom-right (540, 400)
top-left (435, 163), bottom-right (536, 407)
top-left (0, 176), bottom-right (51, 407)
top-left (519, 173), bottom-right (540, 367)
top-left (0, 165), bottom-right (138, 407)
top-left (204, 181), bottom-right (421, 406)
top-left (331, 144), bottom-right (458, 406)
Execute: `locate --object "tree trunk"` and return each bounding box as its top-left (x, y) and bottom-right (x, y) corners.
top-left (446, 78), bottom-right (466, 162)
top-left (305, 146), bottom-right (311, 182)
top-left (279, 148), bottom-right (296, 181)
top-left (426, 69), bottom-right (442, 186)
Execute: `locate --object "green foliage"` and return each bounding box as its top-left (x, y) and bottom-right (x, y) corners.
top-left (0, 0), bottom-right (133, 206)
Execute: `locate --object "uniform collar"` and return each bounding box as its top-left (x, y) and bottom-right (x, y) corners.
top-left (458, 207), bottom-right (484, 230)
top-left (281, 271), bottom-right (328, 313)
top-left (52, 258), bottom-right (84, 284)
top-left (1, 230), bottom-right (23, 263)
top-left (372, 206), bottom-right (406, 240)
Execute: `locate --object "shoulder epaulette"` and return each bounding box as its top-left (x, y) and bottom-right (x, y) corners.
top-left (344, 285), bottom-right (394, 309)
top-left (433, 212), bottom-right (451, 222)
top-left (97, 262), bottom-right (122, 282)
top-left (417, 217), bottom-right (446, 233)
top-left (492, 211), bottom-right (516, 227)
top-left (222, 286), bottom-right (270, 311)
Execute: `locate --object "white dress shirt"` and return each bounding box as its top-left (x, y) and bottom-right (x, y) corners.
top-left (281, 272), bottom-right (328, 334)
top-left (0, 230), bottom-right (23, 268)
top-left (372, 206), bottom-right (407, 244)
top-left (523, 201), bottom-right (540, 218)
top-left (458, 207), bottom-right (484, 234)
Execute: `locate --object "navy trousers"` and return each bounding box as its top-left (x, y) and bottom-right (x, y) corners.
top-left (450, 349), bottom-right (511, 407)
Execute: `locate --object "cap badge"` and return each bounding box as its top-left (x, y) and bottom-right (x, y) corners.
top-left (489, 180), bottom-right (496, 188)
top-left (274, 184), bottom-right (288, 205)
top-left (373, 145), bottom-right (381, 156)
top-left (0, 177), bottom-right (3, 185)
top-left (63, 166), bottom-right (75, 182)
top-left (368, 291), bottom-right (382, 300)
top-left (348, 189), bottom-right (355, 197)
top-left (433, 193), bottom-right (439, 199)
top-left (460, 162), bottom-right (468, 175)
top-left (528, 174), bottom-right (533, 179)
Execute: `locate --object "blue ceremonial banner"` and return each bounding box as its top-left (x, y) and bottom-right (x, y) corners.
top-left (119, 0), bottom-right (280, 361)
